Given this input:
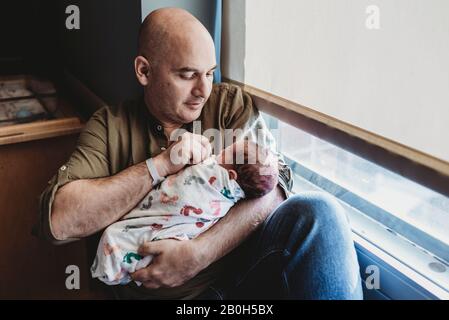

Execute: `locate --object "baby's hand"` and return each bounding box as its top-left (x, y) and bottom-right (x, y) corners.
top-left (201, 154), bottom-right (217, 165)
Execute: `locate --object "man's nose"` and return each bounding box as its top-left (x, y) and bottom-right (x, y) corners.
top-left (192, 75), bottom-right (210, 98)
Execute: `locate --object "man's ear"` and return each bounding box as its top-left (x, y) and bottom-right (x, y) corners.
top-left (228, 169), bottom-right (238, 181)
top-left (134, 55), bottom-right (150, 86)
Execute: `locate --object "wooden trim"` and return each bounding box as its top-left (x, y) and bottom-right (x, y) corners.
top-left (0, 71), bottom-right (108, 146)
top-left (0, 118), bottom-right (83, 145)
top-left (224, 78), bottom-right (449, 197)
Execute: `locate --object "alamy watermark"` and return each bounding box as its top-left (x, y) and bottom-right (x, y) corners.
top-left (65, 5), bottom-right (80, 30)
top-left (366, 5), bottom-right (381, 30)
top-left (167, 121), bottom-right (280, 173)
top-left (65, 264), bottom-right (80, 290)
top-left (365, 265), bottom-right (380, 290)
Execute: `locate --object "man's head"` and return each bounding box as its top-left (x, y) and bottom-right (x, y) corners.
top-left (135, 8), bottom-right (217, 127)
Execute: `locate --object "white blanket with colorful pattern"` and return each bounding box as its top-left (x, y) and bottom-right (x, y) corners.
top-left (91, 157), bottom-right (245, 285)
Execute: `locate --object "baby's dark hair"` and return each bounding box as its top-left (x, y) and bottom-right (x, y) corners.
top-left (232, 140), bottom-right (279, 198)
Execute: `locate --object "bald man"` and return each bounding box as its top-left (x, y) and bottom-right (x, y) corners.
top-left (37, 8), bottom-right (362, 299)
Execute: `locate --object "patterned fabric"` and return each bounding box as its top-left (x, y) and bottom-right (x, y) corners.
top-left (91, 157), bottom-right (244, 285)
top-left (36, 83), bottom-right (293, 298)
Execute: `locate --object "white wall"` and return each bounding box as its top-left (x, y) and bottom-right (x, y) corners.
top-left (223, 0), bottom-right (449, 163)
top-left (222, 0), bottom-right (245, 82)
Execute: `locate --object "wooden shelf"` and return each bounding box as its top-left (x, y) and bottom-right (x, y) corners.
top-left (0, 74), bottom-right (87, 146)
top-left (0, 117), bottom-right (83, 145)
top-left (0, 72), bottom-right (105, 299)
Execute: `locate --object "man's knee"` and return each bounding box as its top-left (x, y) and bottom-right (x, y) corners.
top-left (271, 191), bottom-right (349, 234)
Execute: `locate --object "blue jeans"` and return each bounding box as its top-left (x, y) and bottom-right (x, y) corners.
top-left (195, 192), bottom-right (363, 300)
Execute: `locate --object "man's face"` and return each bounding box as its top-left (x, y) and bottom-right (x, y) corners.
top-left (145, 33), bottom-right (216, 126)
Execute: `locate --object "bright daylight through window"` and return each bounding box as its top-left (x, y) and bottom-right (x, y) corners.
top-left (263, 114), bottom-right (449, 262)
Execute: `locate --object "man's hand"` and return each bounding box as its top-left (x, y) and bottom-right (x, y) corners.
top-left (153, 132), bottom-right (212, 177)
top-left (131, 239), bottom-right (207, 289)
top-left (130, 186), bottom-right (285, 289)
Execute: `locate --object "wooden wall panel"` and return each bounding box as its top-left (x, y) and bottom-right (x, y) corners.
top-left (0, 134), bottom-right (110, 299)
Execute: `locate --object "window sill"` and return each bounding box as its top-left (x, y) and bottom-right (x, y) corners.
top-left (292, 173), bottom-right (449, 300)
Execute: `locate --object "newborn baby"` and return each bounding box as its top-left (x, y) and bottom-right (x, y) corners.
top-left (91, 140), bottom-right (278, 285)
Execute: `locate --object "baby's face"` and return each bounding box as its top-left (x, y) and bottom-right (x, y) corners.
top-left (216, 144), bottom-right (233, 166)
top-left (215, 144), bottom-right (238, 181)
top-left (215, 157), bottom-right (236, 182)
top-left (215, 141), bottom-right (246, 167)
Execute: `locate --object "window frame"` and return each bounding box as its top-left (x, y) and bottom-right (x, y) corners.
top-left (225, 78), bottom-right (449, 199)
top-left (223, 78), bottom-right (449, 299)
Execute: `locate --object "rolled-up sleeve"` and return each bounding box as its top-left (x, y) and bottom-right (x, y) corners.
top-left (220, 85), bottom-right (293, 199)
top-left (35, 107), bottom-right (111, 244)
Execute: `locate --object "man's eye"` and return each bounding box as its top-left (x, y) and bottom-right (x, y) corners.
top-left (181, 73), bottom-right (195, 79)
top-left (206, 73), bottom-right (214, 78)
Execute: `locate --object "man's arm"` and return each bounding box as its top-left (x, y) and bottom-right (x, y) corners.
top-left (51, 161), bottom-right (152, 240)
top-left (51, 132), bottom-right (211, 240)
top-left (193, 185), bottom-right (285, 264)
top-left (132, 185), bottom-right (285, 288)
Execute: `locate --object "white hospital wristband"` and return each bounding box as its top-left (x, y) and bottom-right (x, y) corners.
top-left (146, 158), bottom-right (164, 187)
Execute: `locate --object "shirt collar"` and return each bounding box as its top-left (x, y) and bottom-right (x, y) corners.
top-left (139, 96), bottom-right (195, 137)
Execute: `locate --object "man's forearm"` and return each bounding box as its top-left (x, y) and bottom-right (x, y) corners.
top-left (192, 185), bottom-right (285, 267)
top-left (51, 162), bottom-right (153, 240)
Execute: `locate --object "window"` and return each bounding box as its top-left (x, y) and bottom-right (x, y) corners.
top-left (263, 112), bottom-right (449, 295)
top-left (223, 0), bottom-right (449, 163)
top-left (223, 0), bottom-right (449, 298)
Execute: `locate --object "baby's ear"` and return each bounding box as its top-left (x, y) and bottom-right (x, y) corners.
top-left (228, 169), bottom-right (238, 180)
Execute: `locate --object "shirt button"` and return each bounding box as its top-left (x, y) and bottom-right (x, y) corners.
top-left (60, 165), bottom-right (67, 171)
top-left (156, 125), bottom-right (162, 131)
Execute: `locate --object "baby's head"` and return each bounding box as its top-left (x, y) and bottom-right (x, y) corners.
top-left (216, 140), bottom-right (278, 198)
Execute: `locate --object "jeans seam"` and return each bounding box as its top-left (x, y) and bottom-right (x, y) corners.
top-left (235, 248), bottom-right (284, 288)
top-left (281, 249), bottom-right (291, 297)
top-left (208, 285), bottom-right (225, 300)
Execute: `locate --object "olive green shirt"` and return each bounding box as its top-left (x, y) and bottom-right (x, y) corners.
top-left (36, 83), bottom-right (293, 299)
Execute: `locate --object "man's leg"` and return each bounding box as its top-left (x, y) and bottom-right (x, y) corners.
top-left (217, 191), bottom-right (363, 300)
